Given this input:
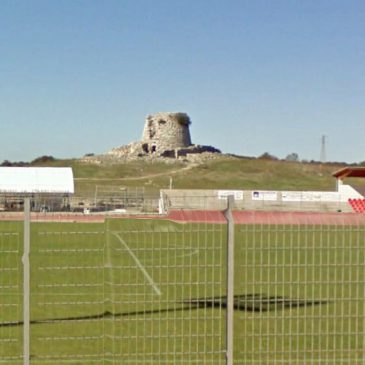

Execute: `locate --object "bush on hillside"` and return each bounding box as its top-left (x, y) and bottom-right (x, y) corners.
top-left (258, 152), bottom-right (278, 161)
top-left (31, 155), bottom-right (56, 164)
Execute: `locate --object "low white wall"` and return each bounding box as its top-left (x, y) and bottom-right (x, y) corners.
top-left (160, 186), bottom-right (364, 213)
top-left (338, 184), bottom-right (364, 200)
top-left (253, 185), bottom-right (363, 203)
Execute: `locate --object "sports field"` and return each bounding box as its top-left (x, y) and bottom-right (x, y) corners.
top-left (0, 217), bottom-right (364, 364)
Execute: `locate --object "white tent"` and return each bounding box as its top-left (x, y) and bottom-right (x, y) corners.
top-left (0, 167), bottom-right (74, 194)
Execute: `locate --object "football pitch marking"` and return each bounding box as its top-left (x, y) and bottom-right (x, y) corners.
top-left (143, 246), bottom-right (199, 262)
top-left (111, 232), bottom-right (162, 296)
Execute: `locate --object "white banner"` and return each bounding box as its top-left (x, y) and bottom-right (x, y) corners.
top-left (281, 192), bottom-right (302, 202)
top-left (252, 191), bottom-right (278, 201)
top-left (218, 190), bottom-right (244, 200)
top-left (282, 191), bottom-right (341, 202)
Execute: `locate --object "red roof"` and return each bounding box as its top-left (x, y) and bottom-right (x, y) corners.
top-left (332, 167), bottom-right (365, 179)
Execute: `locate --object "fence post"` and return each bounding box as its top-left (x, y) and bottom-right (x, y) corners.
top-left (224, 195), bottom-right (235, 365)
top-left (23, 197), bottom-right (30, 365)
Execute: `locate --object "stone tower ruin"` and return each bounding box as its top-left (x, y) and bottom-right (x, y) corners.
top-left (141, 112), bottom-right (192, 155)
top-left (105, 111), bottom-right (220, 160)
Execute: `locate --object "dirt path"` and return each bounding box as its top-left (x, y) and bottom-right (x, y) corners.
top-left (74, 163), bottom-right (199, 181)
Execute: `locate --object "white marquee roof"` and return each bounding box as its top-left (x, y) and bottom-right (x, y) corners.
top-left (0, 167), bottom-right (74, 194)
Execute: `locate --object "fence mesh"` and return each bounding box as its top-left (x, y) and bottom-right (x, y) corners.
top-left (236, 221), bottom-right (365, 364)
top-left (32, 225), bottom-right (105, 363)
top-left (3, 211), bottom-right (226, 364)
top-left (0, 220), bottom-right (22, 363)
top-left (0, 202), bottom-right (364, 364)
top-left (103, 218), bottom-right (226, 364)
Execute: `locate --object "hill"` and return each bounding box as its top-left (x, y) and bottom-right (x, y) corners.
top-left (14, 154), bottom-right (364, 197)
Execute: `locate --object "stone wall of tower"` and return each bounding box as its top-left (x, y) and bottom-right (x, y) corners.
top-left (93, 110), bottom-right (221, 162)
top-left (141, 112), bottom-right (192, 154)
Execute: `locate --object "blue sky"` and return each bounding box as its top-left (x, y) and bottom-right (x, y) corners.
top-left (1, 0), bottom-right (364, 163)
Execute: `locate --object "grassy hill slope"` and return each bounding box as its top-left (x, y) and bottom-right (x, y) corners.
top-left (26, 155), bottom-right (359, 196)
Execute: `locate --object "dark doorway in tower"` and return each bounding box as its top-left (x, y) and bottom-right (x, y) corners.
top-left (142, 143), bottom-right (149, 153)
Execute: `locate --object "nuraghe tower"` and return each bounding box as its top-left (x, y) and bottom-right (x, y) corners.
top-left (141, 112), bottom-right (192, 155)
top-left (106, 112), bottom-right (220, 160)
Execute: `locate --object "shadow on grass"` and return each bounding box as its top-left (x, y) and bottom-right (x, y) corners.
top-left (0, 293), bottom-right (328, 328)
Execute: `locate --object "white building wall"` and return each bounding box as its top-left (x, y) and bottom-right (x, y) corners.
top-left (338, 184), bottom-right (364, 200)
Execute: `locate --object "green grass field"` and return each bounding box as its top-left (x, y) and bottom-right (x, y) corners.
top-left (0, 218), bottom-right (364, 364)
